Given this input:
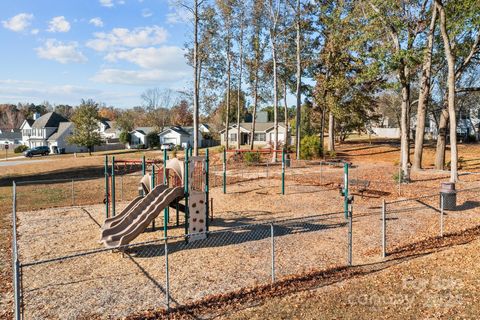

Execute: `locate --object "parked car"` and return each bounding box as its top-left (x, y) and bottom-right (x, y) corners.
top-left (23, 146), bottom-right (50, 157)
top-left (161, 143), bottom-right (175, 150)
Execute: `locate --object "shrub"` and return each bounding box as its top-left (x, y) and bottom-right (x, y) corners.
top-left (243, 151), bottom-right (260, 164)
top-left (393, 170), bottom-right (408, 183)
top-left (14, 145), bottom-right (28, 153)
top-left (328, 150), bottom-right (337, 158)
top-left (146, 131), bottom-right (160, 149)
top-left (119, 131), bottom-right (131, 145)
top-left (300, 135), bottom-right (321, 160)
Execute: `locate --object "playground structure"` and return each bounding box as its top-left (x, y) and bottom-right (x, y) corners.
top-left (101, 148), bottom-right (210, 247)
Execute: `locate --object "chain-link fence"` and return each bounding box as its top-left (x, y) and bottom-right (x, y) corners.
top-left (13, 187), bottom-right (352, 320)
top-left (381, 187), bottom-right (480, 257)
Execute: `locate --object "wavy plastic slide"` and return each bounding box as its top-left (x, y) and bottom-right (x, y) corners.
top-left (101, 185), bottom-right (184, 248)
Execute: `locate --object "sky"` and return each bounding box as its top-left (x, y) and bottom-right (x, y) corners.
top-left (0, 0), bottom-right (193, 108)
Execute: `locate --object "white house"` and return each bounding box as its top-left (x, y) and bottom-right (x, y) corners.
top-left (220, 122), bottom-right (289, 146)
top-left (98, 120), bottom-right (119, 140)
top-left (20, 112), bottom-right (86, 153)
top-left (47, 122), bottom-right (88, 153)
top-left (129, 127), bottom-right (156, 148)
top-left (0, 129), bottom-right (22, 148)
top-left (158, 126), bottom-right (204, 148)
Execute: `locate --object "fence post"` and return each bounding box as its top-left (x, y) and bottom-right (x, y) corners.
top-left (71, 179), bottom-right (74, 206)
top-left (12, 181), bottom-right (21, 320)
top-left (281, 149), bottom-right (285, 195)
top-left (382, 199), bottom-right (386, 258)
top-left (104, 155), bottom-right (109, 219)
top-left (343, 162), bottom-right (349, 219)
top-left (111, 156), bottom-right (116, 217)
top-left (320, 162), bottom-right (323, 184)
top-left (121, 175), bottom-right (124, 202)
top-left (440, 194), bottom-right (444, 237)
top-left (348, 202), bottom-right (353, 266)
top-left (222, 148), bottom-right (226, 194)
top-left (164, 238), bottom-right (170, 312)
top-left (270, 223), bottom-right (275, 283)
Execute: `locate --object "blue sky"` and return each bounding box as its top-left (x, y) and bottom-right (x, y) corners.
top-left (0, 0), bottom-right (193, 108)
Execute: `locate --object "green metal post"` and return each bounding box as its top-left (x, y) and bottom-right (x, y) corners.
top-left (151, 164), bottom-right (155, 231)
top-left (184, 148), bottom-right (190, 240)
top-left (111, 156), bottom-right (116, 217)
top-left (281, 149), bottom-right (285, 195)
top-left (141, 155), bottom-right (146, 196)
top-left (104, 155), bottom-right (109, 219)
top-left (163, 149), bottom-right (169, 236)
top-left (205, 148), bottom-right (210, 231)
top-left (223, 148), bottom-right (226, 194)
top-left (344, 162), bottom-right (349, 219)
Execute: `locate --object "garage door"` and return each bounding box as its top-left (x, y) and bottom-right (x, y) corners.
top-left (163, 137), bottom-right (177, 144)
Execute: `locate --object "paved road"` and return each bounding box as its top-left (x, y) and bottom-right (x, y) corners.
top-left (0, 159), bottom-right (51, 167)
top-left (0, 155), bottom-right (25, 161)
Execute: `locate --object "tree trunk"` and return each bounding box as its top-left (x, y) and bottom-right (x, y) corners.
top-left (225, 37), bottom-right (231, 150)
top-left (413, 6), bottom-right (437, 170)
top-left (437, 0), bottom-right (458, 182)
top-left (236, 25), bottom-right (244, 149)
top-left (320, 106), bottom-right (325, 156)
top-left (435, 104), bottom-right (449, 170)
top-left (250, 67), bottom-right (259, 150)
top-left (328, 111), bottom-right (334, 152)
top-left (283, 80), bottom-right (288, 150)
top-left (193, 0), bottom-right (199, 156)
top-left (397, 58), bottom-right (411, 181)
top-left (271, 37), bottom-right (278, 162)
top-left (294, 0), bottom-right (302, 159)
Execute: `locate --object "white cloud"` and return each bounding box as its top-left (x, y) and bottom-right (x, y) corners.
top-left (2, 13), bottom-right (34, 32)
top-left (86, 26), bottom-right (168, 51)
top-left (35, 39), bottom-right (87, 64)
top-left (105, 46), bottom-right (187, 69)
top-left (93, 46), bottom-right (190, 85)
top-left (142, 9), bottom-right (153, 18)
top-left (31, 29), bottom-right (39, 35)
top-left (99, 0), bottom-right (125, 7)
top-left (92, 68), bottom-right (189, 85)
top-left (89, 17), bottom-right (104, 27)
top-left (47, 16), bottom-right (71, 33)
top-left (166, 8), bottom-right (191, 24)
top-left (100, 0), bottom-right (114, 7)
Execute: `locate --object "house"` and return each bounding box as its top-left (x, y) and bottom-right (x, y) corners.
top-left (220, 122), bottom-right (289, 146)
top-left (47, 122), bottom-right (88, 153)
top-left (129, 127), bottom-right (156, 148)
top-left (158, 126), bottom-right (204, 148)
top-left (21, 112), bottom-right (69, 148)
top-left (98, 120), bottom-right (119, 140)
top-left (20, 112), bottom-right (86, 153)
top-left (0, 129), bottom-right (22, 148)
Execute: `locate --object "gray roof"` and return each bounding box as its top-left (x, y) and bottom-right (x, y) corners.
top-left (47, 122), bottom-right (73, 141)
top-left (32, 112), bottom-right (68, 129)
top-left (220, 122), bottom-right (286, 133)
top-left (131, 127), bottom-right (156, 135)
top-left (104, 121), bottom-right (117, 134)
top-left (0, 129), bottom-right (21, 141)
top-left (159, 126), bottom-right (194, 136)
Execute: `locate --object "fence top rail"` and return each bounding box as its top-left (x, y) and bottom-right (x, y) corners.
top-left (20, 210), bottom-right (345, 267)
top-left (15, 176), bottom-right (104, 185)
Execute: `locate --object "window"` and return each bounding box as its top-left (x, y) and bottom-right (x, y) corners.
top-left (229, 133), bottom-right (237, 142)
top-left (254, 133), bottom-right (266, 141)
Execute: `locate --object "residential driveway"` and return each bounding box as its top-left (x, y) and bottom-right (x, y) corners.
top-left (0, 159), bottom-right (50, 167)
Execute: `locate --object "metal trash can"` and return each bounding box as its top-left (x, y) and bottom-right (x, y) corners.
top-left (440, 182), bottom-right (456, 210)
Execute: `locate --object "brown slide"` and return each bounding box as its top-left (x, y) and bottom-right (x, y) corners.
top-left (101, 186), bottom-right (184, 248)
top-left (102, 185), bottom-right (169, 230)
